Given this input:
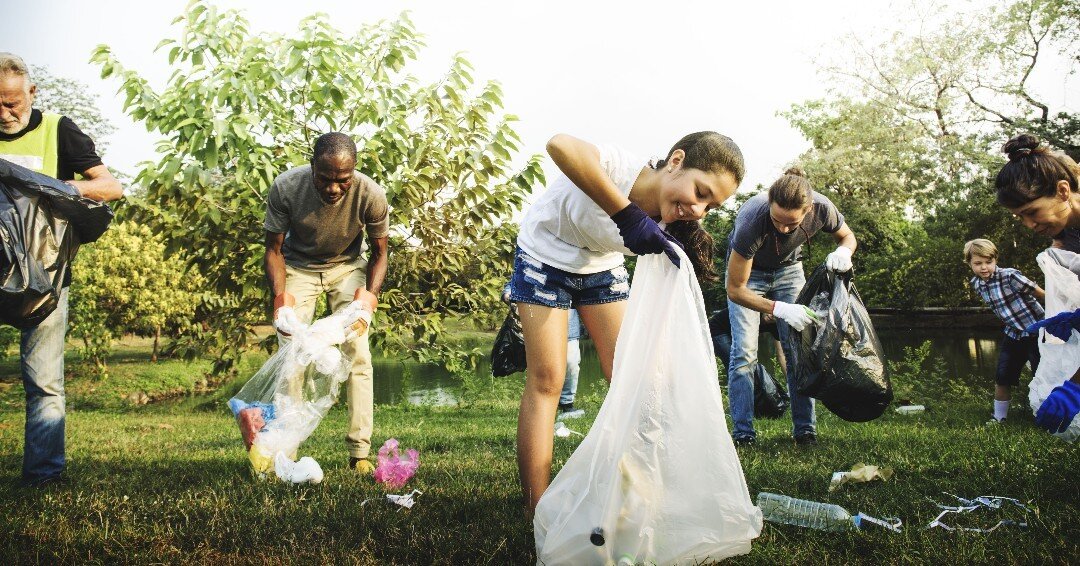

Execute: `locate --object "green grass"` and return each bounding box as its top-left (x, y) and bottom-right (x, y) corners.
top-left (0, 340), bottom-right (1078, 564)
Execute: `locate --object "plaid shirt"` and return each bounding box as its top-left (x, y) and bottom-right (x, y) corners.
top-left (970, 267), bottom-right (1045, 339)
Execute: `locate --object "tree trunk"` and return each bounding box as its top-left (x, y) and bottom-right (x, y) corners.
top-left (152, 325), bottom-right (160, 363)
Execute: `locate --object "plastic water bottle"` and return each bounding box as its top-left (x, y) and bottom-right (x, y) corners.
top-left (757, 492), bottom-right (859, 532)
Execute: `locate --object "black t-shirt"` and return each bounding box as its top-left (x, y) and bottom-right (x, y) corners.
top-left (0, 109), bottom-right (103, 180)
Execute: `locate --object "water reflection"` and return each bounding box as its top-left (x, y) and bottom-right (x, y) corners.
top-left (372, 327), bottom-right (1006, 407)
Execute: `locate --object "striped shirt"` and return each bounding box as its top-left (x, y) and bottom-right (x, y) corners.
top-left (970, 267), bottom-right (1044, 339)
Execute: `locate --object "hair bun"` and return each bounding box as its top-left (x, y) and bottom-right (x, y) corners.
top-left (1002, 134), bottom-right (1041, 161)
top-left (784, 166), bottom-right (806, 178)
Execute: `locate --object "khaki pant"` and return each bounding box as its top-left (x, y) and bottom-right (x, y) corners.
top-left (281, 258), bottom-right (374, 459)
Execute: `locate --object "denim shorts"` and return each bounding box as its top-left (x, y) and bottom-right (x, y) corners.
top-left (509, 247), bottom-right (630, 309)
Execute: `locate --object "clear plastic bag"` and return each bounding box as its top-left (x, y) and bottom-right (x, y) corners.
top-left (1029, 249), bottom-right (1080, 443)
top-left (228, 306), bottom-right (360, 475)
top-left (533, 248), bottom-right (761, 565)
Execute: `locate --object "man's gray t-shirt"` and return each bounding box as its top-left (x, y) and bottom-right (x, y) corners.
top-left (264, 165), bottom-right (390, 270)
top-left (727, 191), bottom-right (844, 270)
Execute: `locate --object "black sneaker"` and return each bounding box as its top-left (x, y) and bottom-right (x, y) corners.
top-left (733, 435), bottom-right (756, 447)
top-left (21, 474), bottom-right (66, 488)
top-left (794, 433), bottom-right (818, 446)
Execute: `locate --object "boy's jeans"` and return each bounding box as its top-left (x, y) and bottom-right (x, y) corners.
top-left (22, 288), bottom-right (69, 483)
top-left (727, 263), bottom-right (815, 440)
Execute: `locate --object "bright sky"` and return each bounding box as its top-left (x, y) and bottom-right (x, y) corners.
top-left (6, 0), bottom-right (1076, 196)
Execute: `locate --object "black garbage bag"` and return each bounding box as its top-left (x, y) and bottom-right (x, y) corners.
top-left (753, 364), bottom-right (790, 419)
top-left (710, 306), bottom-right (789, 418)
top-left (491, 309), bottom-right (526, 377)
top-left (0, 158), bottom-right (113, 329)
top-left (790, 265), bottom-right (892, 422)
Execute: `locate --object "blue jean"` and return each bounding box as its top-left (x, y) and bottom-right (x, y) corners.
top-left (562, 339), bottom-right (581, 406)
top-left (509, 247), bottom-right (630, 308)
top-left (727, 263), bottom-right (815, 439)
top-left (21, 288), bottom-right (68, 483)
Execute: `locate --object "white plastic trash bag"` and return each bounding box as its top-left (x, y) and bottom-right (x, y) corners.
top-left (228, 304), bottom-right (362, 475)
top-left (534, 248), bottom-right (762, 565)
top-left (1030, 249), bottom-right (1080, 443)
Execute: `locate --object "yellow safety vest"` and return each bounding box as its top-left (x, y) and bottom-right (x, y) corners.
top-left (0, 112), bottom-right (61, 178)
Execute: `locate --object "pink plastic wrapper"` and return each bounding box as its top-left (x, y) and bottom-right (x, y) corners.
top-left (373, 438), bottom-right (420, 489)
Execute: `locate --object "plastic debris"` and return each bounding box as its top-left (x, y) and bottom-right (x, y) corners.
top-left (373, 438), bottom-right (420, 490)
top-left (926, 493), bottom-right (1030, 532)
top-left (758, 492), bottom-right (901, 532)
top-left (228, 305), bottom-right (357, 477)
top-left (553, 421), bottom-right (584, 438)
top-left (387, 490), bottom-right (423, 509)
top-left (274, 452), bottom-right (324, 484)
top-left (894, 404), bottom-right (926, 415)
top-left (829, 463), bottom-right (894, 491)
top-left (360, 489), bottom-right (424, 511)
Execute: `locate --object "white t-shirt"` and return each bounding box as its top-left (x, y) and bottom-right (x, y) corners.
top-left (517, 144), bottom-right (642, 273)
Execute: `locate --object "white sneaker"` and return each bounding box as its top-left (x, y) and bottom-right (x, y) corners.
top-left (557, 408), bottom-right (586, 420)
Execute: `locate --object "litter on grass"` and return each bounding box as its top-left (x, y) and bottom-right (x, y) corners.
top-left (828, 463), bottom-right (894, 491)
top-left (553, 421), bottom-right (584, 439)
top-left (373, 438), bottom-right (420, 490)
top-left (362, 490), bottom-right (424, 510)
top-left (927, 493), bottom-right (1031, 533)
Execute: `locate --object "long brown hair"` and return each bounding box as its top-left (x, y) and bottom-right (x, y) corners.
top-left (667, 220), bottom-right (719, 284)
top-left (995, 134), bottom-right (1080, 208)
top-left (652, 131), bottom-right (744, 285)
top-left (768, 166), bottom-right (813, 209)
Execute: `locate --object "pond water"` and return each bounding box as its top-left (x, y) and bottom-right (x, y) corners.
top-left (372, 326), bottom-right (1008, 406)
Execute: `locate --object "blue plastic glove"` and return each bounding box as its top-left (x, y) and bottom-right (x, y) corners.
top-left (611, 203), bottom-right (683, 268)
top-left (1026, 308), bottom-right (1080, 342)
top-left (1034, 380), bottom-right (1080, 433)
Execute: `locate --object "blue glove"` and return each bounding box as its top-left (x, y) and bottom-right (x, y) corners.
top-left (1034, 380), bottom-right (1080, 433)
top-left (1026, 308), bottom-right (1080, 342)
top-left (611, 203), bottom-right (683, 268)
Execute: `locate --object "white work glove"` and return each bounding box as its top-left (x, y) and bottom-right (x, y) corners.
top-left (772, 301), bottom-right (817, 332)
top-left (826, 246), bottom-right (853, 272)
top-left (338, 300), bottom-right (374, 341)
top-left (274, 306), bottom-right (305, 336)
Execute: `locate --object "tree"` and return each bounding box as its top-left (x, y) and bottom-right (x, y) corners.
top-left (91, 1), bottom-right (543, 373)
top-left (69, 222), bottom-right (205, 373)
top-left (30, 65), bottom-right (116, 152)
top-left (781, 0), bottom-right (1075, 307)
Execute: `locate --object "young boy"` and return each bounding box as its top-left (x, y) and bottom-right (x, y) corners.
top-left (965, 239), bottom-right (1046, 423)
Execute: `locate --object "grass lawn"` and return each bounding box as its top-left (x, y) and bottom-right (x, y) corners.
top-left (0, 338), bottom-right (1077, 564)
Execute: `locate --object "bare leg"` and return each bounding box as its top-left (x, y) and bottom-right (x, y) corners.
top-left (516, 303), bottom-right (569, 517)
top-left (577, 301), bottom-right (628, 383)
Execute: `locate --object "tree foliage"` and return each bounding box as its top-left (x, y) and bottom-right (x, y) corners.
top-left (90, 1), bottom-right (543, 373)
top-left (781, 0), bottom-right (1075, 308)
top-left (30, 65), bottom-right (116, 152)
top-left (69, 222), bottom-right (205, 373)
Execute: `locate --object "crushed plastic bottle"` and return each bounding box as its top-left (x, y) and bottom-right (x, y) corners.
top-left (894, 404), bottom-right (926, 414)
top-left (757, 492), bottom-right (858, 532)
